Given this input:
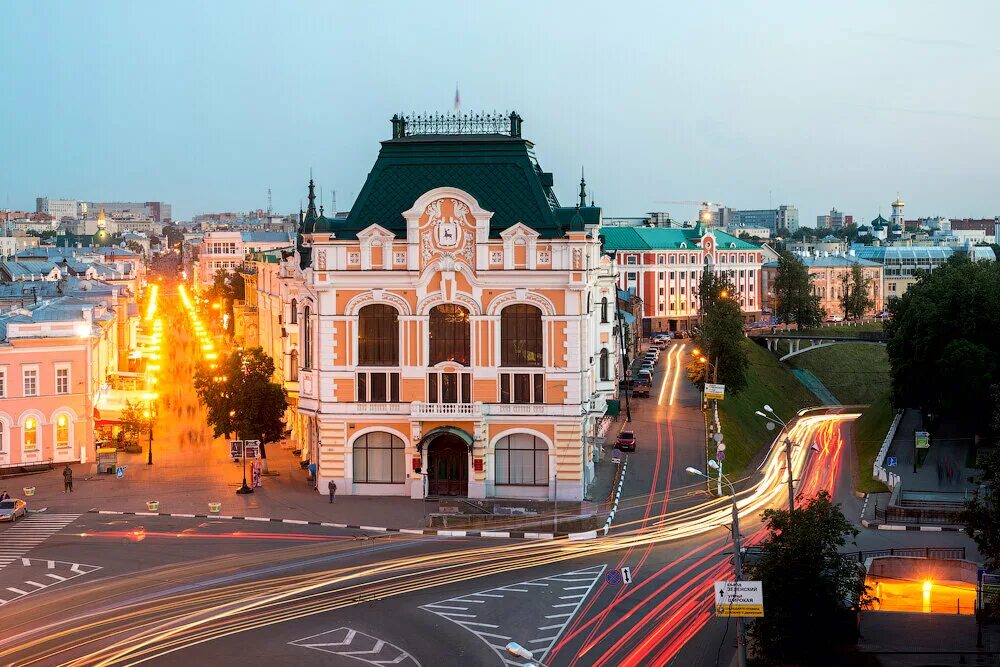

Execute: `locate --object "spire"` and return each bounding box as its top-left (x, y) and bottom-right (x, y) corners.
top-left (578, 167), bottom-right (587, 208)
top-left (306, 178), bottom-right (317, 218)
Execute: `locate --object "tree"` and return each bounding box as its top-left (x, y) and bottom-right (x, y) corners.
top-left (886, 256), bottom-right (1000, 433)
top-left (790, 226), bottom-right (817, 241)
top-left (163, 224), bottom-right (184, 249)
top-left (691, 296), bottom-right (750, 394)
top-left (698, 267), bottom-right (735, 315)
top-left (839, 263), bottom-right (874, 320)
top-left (961, 450), bottom-right (1000, 573)
top-left (748, 491), bottom-right (874, 665)
top-left (773, 250), bottom-right (824, 329)
top-left (125, 240), bottom-right (146, 256)
top-left (194, 347), bottom-right (288, 469)
top-left (119, 400), bottom-right (151, 451)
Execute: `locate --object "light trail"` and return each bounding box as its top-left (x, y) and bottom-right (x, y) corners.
top-left (0, 412), bottom-right (857, 666)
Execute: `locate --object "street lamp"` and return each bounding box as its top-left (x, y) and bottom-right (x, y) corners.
top-left (232, 408), bottom-right (253, 495)
top-left (505, 642), bottom-right (548, 667)
top-left (687, 464), bottom-right (747, 667)
top-left (143, 392), bottom-right (157, 466)
top-left (755, 404), bottom-right (795, 516)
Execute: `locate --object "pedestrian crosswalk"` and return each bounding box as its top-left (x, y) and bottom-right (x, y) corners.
top-left (0, 514), bottom-right (81, 570)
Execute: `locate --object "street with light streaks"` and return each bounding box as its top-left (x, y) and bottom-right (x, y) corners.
top-left (0, 337), bottom-right (891, 667)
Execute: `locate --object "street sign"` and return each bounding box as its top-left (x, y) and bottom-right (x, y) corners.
top-left (705, 383), bottom-right (726, 400)
top-left (714, 581), bottom-right (764, 617)
top-left (621, 567), bottom-right (632, 584)
top-left (606, 570), bottom-right (622, 585)
top-left (886, 456), bottom-right (897, 468)
top-left (915, 431), bottom-right (930, 450)
top-left (230, 440), bottom-right (244, 458)
top-left (244, 440), bottom-right (261, 459)
top-left (611, 449), bottom-right (622, 465)
top-left (115, 465), bottom-right (127, 479)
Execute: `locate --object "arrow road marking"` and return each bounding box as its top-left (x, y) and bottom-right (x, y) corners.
top-left (289, 627), bottom-right (420, 667)
top-left (0, 558), bottom-right (100, 606)
top-left (421, 565), bottom-right (606, 666)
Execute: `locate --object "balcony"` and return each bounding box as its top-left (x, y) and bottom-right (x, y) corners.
top-left (321, 402), bottom-right (408, 415)
top-left (411, 401), bottom-right (481, 418)
top-left (482, 403), bottom-right (583, 417)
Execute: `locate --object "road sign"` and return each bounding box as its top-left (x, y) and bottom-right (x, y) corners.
top-left (886, 456), bottom-right (897, 467)
top-left (915, 431), bottom-right (930, 450)
top-left (714, 581), bottom-right (764, 617)
top-left (606, 570), bottom-right (622, 585)
top-left (244, 440), bottom-right (261, 459)
top-left (611, 449), bottom-right (622, 465)
top-left (115, 465), bottom-right (127, 479)
top-left (621, 567), bottom-right (632, 584)
top-left (705, 383), bottom-right (726, 400)
top-left (230, 440), bottom-right (244, 458)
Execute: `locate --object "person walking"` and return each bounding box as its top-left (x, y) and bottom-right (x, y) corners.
top-left (328, 479), bottom-right (337, 504)
top-left (62, 465), bottom-right (73, 493)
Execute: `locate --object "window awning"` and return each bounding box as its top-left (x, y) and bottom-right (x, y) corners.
top-left (418, 426), bottom-right (475, 451)
top-left (605, 399), bottom-right (621, 417)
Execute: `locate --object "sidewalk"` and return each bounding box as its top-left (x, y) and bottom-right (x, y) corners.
top-left (886, 410), bottom-right (978, 494)
top-left (9, 443), bottom-right (432, 529)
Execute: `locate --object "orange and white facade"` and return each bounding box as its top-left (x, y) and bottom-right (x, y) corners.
top-left (290, 116), bottom-right (620, 502)
top-left (0, 298), bottom-right (118, 467)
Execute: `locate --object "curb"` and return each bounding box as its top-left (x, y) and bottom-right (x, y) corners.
top-left (87, 509), bottom-right (604, 541)
top-left (601, 456), bottom-right (629, 536)
top-left (860, 517), bottom-right (963, 532)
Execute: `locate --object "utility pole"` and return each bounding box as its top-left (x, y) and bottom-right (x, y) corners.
top-left (732, 485), bottom-right (748, 667)
top-left (784, 436), bottom-right (794, 515)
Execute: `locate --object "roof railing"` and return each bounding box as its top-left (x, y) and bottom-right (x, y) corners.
top-left (391, 111), bottom-right (523, 138)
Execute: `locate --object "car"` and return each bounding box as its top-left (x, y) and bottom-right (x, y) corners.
top-left (615, 430), bottom-right (637, 452)
top-left (644, 350), bottom-right (659, 361)
top-left (640, 363), bottom-right (654, 374)
top-left (0, 498), bottom-right (27, 522)
top-left (826, 314), bottom-right (844, 323)
top-left (632, 375), bottom-right (652, 397)
top-left (637, 368), bottom-right (653, 383)
top-left (652, 338), bottom-right (670, 349)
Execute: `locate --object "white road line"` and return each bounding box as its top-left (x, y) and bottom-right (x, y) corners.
top-left (501, 588), bottom-right (529, 593)
top-left (436, 612), bottom-right (477, 618)
top-left (7, 588), bottom-right (29, 595)
top-left (422, 604), bottom-right (468, 611)
top-left (45, 574), bottom-right (66, 581)
top-left (457, 621), bottom-right (500, 629)
top-left (538, 624), bottom-right (564, 631)
top-left (544, 613), bottom-right (573, 619)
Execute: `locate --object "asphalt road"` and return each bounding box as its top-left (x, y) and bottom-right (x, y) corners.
top-left (0, 328), bottom-right (981, 666)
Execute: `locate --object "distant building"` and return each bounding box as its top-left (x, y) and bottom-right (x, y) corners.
top-left (36, 198), bottom-right (80, 221)
top-left (194, 230), bottom-right (292, 290)
top-left (726, 225), bottom-right (771, 240)
top-left (816, 208), bottom-right (853, 230)
top-left (762, 252), bottom-right (883, 320)
top-left (730, 205), bottom-right (799, 233)
top-left (602, 225), bottom-right (764, 334)
top-left (84, 201), bottom-right (171, 223)
top-left (848, 244), bottom-right (998, 300)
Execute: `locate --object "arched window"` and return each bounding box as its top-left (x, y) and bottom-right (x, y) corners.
top-left (501, 304), bottom-right (542, 367)
top-left (429, 304), bottom-right (470, 365)
top-left (495, 433), bottom-right (548, 486)
top-left (23, 417), bottom-right (37, 451)
top-left (599, 348), bottom-right (610, 381)
top-left (600, 297), bottom-right (609, 324)
top-left (55, 414), bottom-right (70, 448)
top-left (289, 349), bottom-right (299, 382)
top-left (352, 431), bottom-right (405, 484)
top-left (302, 306), bottom-right (313, 369)
top-left (358, 304), bottom-right (399, 366)
top-left (290, 298), bottom-right (297, 324)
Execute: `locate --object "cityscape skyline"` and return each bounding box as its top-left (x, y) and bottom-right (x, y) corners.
top-left (2, 2), bottom-right (999, 222)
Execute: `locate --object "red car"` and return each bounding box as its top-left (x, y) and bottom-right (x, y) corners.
top-left (616, 430), bottom-right (637, 452)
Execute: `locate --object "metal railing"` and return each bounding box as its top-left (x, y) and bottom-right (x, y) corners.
top-left (875, 505), bottom-right (963, 525)
top-left (842, 546), bottom-right (966, 562)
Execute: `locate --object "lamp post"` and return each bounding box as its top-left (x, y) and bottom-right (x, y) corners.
top-left (232, 409), bottom-right (253, 495)
top-left (687, 464), bottom-right (747, 667)
top-left (142, 393), bottom-right (157, 466)
top-left (755, 404), bottom-right (795, 516)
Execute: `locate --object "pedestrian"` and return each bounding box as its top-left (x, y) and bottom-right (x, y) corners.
top-left (0, 490), bottom-right (9, 501)
top-left (308, 462), bottom-right (318, 488)
top-left (328, 479), bottom-right (337, 504)
top-left (63, 465), bottom-right (73, 493)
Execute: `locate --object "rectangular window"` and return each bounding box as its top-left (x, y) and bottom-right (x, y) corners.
top-left (356, 372), bottom-right (399, 403)
top-left (499, 373), bottom-right (544, 404)
top-left (0, 369), bottom-right (5, 398)
top-left (626, 255), bottom-right (637, 265)
top-left (56, 367), bottom-right (69, 395)
top-left (23, 368), bottom-right (37, 397)
top-left (427, 372), bottom-right (472, 403)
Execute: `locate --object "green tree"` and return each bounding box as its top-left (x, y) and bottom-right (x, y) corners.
top-left (693, 297), bottom-right (749, 394)
top-left (748, 491), bottom-right (874, 665)
top-left (194, 347), bottom-right (288, 469)
top-left (773, 250), bottom-right (824, 329)
top-left (839, 263), bottom-right (874, 320)
top-left (698, 268), bottom-right (735, 315)
top-left (163, 224), bottom-right (184, 248)
top-left (885, 256), bottom-right (1000, 432)
top-left (119, 400), bottom-right (151, 450)
top-left (791, 226), bottom-right (816, 241)
top-left (960, 450), bottom-right (1000, 573)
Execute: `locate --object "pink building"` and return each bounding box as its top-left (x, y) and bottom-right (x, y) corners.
top-left (0, 297), bottom-right (118, 467)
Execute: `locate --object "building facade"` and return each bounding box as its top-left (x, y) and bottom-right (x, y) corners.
top-left (601, 226), bottom-right (764, 334)
top-left (761, 253), bottom-right (884, 319)
top-left (292, 113), bottom-right (617, 502)
top-left (730, 205), bottom-right (799, 233)
top-left (194, 230), bottom-right (292, 291)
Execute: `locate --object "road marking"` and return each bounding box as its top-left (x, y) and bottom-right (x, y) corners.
top-left (421, 565), bottom-right (605, 666)
top-left (0, 514), bottom-right (80, 570)
top-left (289, 627), bottom-right (420, 666)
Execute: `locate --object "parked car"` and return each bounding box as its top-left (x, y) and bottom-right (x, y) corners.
top-left (637, 368), bottom-right (653, 383)
top-left (632, 375), bottom-right (652, 397)
top-left (644, 350), bottom-right (659, 362)
top-left (0, 498), bottom-right (27, 522)
top-left (826, 314), bottom-right (844, 323)
top-left (652, 338), bottom-right (670, 349)
top-left (616, 430), bottom-right (637, 452)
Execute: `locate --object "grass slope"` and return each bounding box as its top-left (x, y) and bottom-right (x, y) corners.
top-left (717, 341), bottom-right (816, 476)
top-left (787, 343), bottom-right (893, 493)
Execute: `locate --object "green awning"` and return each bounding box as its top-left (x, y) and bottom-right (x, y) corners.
top-left (605, 399), bottom-right (621, 417)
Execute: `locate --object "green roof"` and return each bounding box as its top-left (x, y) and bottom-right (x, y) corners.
top-left (600, 227), bottom-right (760, 252)
top-left (318, 134), bottom-right (596, 240)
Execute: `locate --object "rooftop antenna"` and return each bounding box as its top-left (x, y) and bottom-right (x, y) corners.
top-left (332, 190), bottom-right (337, 215)
top-left (267, 187), bottom-right (272, 215)
top-left (454, 83), bottom-right (461, 111)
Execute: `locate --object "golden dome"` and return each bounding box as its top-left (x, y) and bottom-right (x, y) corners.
top-left (892, 197), bottom-right (904, 207)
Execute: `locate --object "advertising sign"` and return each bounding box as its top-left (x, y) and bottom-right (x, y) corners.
top-left (915, 431), bottom-right (930, 450)
top-left (704, 383), bottom-right (726, 400)
top-left (251, 459), bottom-right (262, 488)
top-left (714, 581), bottom-right (764, 617)
top-left (230, 440), bottom-right (243, 459)
top-left (244, 440), bottom-right (261, 459)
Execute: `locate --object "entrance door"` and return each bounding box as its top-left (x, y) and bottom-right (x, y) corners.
top-left (427, 435), bottom-right (469, 497)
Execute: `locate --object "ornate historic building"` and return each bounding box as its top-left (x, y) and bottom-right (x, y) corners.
top-left (291, 113), bottom-right (618, 501)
